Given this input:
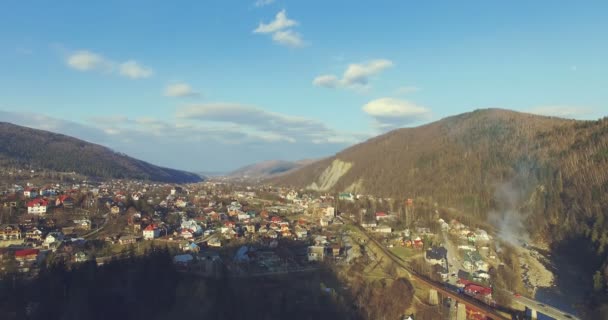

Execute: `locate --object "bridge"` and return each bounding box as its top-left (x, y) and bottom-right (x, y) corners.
top-left (513, 294), bottom-right (580, 320)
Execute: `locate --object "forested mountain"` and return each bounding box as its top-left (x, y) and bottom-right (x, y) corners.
top-left (0, 122), bottom-right (202, 183)
top-left (227, 159), bottom-right (317, 180)
top-left (275, 108), bottom-right (608, 289)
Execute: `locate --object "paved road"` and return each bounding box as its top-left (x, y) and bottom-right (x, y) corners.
top-left (513, 294), bottom-right (580, 320)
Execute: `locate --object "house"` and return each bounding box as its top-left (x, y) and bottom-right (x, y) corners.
top-left (295, 226), bottom-right (308, 239)
top-left (25, 228), bottom-right (43, 240)
top-left (23, 188), bottom-right (38, 198)
top-left (308, 246), bottom-right (325, 262)
top-left (267, 230), bottom-right (278, 239)
top-left (14, 249), bottom-right (39, 262)
top-left (143, 224), bottom-right (160, 240)
top-left (73, 251), bottom-right (88, 263)
top-left (361, 221), bottom-right (377, 228)
top-left (55, 195), bottom-right (75, 208)
top-left (325, 206), bottom-right (336, 218)
top-left (375, 212), bottom-right (389, 221)
top-left (175, 198), bottom-right (187, 208)
top-left (110, 205), bottom-right (121, 214)
top-left (338, 192), bottom-right (355, 201)
top-left (27, 199), bottom-right (49, 215)
top-left (331, 244), bottom-right (341, 257)
top-left (464, 284), bottom-right (492, 298)
top-left (320, 218), bottom-right (329, 227)
top-left (181, 229), bottom-right (194, 239)
top-left (44, 232), bottom-right (64, 246)
top-left (375, 225), bottom-right (392, 233)
top-left (244, 224), bottom-right (256, 234)
top-left (119, 235), bottom-right (138, 245)
top-left (208, 237), bottom-right (222, 247)
top-left (412, 237), bottom-right (424, 249)
top-left (181, 242), bottom-right (200, 253)
top-left (73, 219), bottom-right (91, 230)
top-left (467, 232), bottom-right (477, 243)
top-left (0, 225), bottom-right (21, 241)
top-left (425, 246), bottom-right (447, 266)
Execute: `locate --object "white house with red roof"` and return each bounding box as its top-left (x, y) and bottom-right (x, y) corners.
top-left (375, 212), bottom-right (389, 221)
top-left (143, 224), bottom-right (160, 240)
top-left (27, 199), bottom-right (49, 215)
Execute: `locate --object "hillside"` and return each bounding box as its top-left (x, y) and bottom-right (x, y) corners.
top-left (0, 122), bottom-right (202, 183)
top-left (275, 108), bottom-right (608, 257)
top-left (227, 159), bottom-right (317, 180)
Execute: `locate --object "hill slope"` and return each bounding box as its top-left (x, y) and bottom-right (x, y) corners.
top-left (0, 122), bottom-right (202, 183)
top-left (227, 159), bottom-right (317, 180)
top-left (275, 108), bottom-right (608, 248)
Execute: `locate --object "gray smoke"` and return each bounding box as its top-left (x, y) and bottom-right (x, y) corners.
top-left (488, 168), bottom-right (534, 247)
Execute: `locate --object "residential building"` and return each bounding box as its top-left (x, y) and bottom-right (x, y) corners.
top-left (44, 232), bottom-right (64, 246)
top-left (143, 224), bottom-right (160, 240)
top-left (307, 246), bottom-right (325, 262)
top-left (425, 246), bottom-right (447, 266)
top-left (27, 199), bottom-right (49, 215)
top-left (0, 225), bottom-right (21, 240)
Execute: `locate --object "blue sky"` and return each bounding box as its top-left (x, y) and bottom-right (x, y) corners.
top-left (1, 0), bottom-right (606, 171)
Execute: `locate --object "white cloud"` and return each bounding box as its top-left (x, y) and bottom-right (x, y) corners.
top-left (312, 75), bottom-right (340, 88)
top-left (66, 50), bottom-right (109, 71)
top-left (528, 106), bottom-right (596, 119)
top-left (65, 49), bottom-right (153, 79)
top-left (272, 30), bottom-right (305, 48)
top-left (343, 59), bottom-right (393, 86)
top-left (119, 60), bottom-right (153, 79)
top-left (254, 0), bottom-right (275, 7)
top-left (164, 83), bottom-right (200, 98)
top-left (363, 97), bottom-right (431, 130)
top-left (253, 10), bottom-right (297, 34)
top-left (176, 103), bottom-right (360, 144)
top-left (395, 86), bottom-right (420, 95)
top-left (313, 59), bottom-right (393, 90)
top-left (253, 10), bottom-right (305, 48)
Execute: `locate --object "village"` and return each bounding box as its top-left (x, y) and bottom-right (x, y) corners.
top-left (0, 173), bottom-right (541, 319)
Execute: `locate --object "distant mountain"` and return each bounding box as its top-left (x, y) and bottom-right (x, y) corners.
top-left (274, 109), bottom-right (608, 266)
top-left (0, 122), bottom-right (202, 183)
top-left (227, 159), bottom-right (318, 180)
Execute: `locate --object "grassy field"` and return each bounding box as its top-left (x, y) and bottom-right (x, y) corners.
top-left (390, 246), bottom-right (421, 261)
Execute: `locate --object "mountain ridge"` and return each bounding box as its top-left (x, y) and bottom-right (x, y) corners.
top-left (0, 122), bottom-right (202, 183)
top-left (226, 159), bottom-right (319, 180)
top-left (273, 108), bottom-right (608, 251)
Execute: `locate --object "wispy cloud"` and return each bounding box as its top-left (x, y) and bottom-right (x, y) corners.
top-left (272, 30), bottom-right (305, 48)
top-left (119, 60), bottom-right (153, 79)
top-left (362, 97), bottom-right (431, 130)
top-left (253, 10), bottom-right (306, 48)
top-left (66, 50), bottom-right (110, 72)
top-left (254, 0), bottom-right (275, 7)
top-left (176, 103), bottom-right (360, 144)
top-left (65, 49), bottom-right (153, 79)
top-left (313, 59), bottom-right (393, 90)
top-left (164, 82), bottom-right (200, 98)
top-left (253, 9), bottom-right (297, 33)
